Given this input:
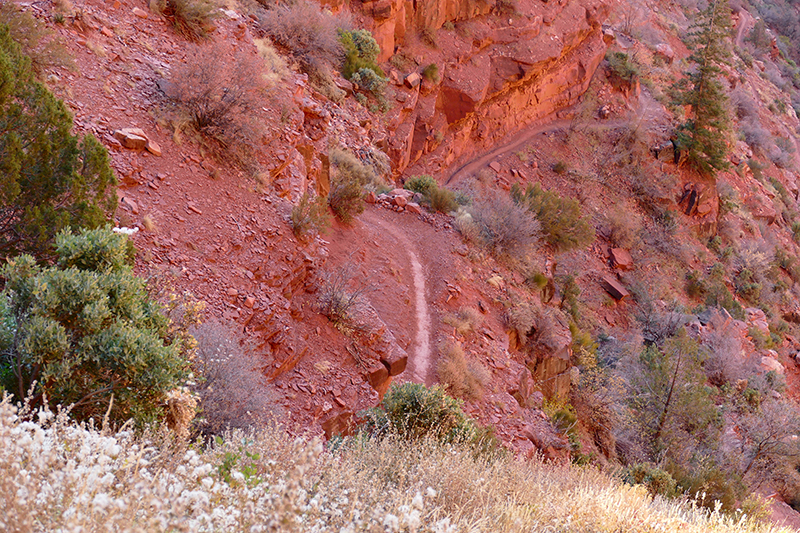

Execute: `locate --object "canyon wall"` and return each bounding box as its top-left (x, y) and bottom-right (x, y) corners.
top-left (361, 0), bottom-right (612, 176)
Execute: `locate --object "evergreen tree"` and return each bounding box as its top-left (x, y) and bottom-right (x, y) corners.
top-left (0, 23), bottom-right (116, 259)
top-left (671, 0), bottom-right (732, 175)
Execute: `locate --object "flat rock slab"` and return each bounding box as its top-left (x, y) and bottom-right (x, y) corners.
top-left (601, 275), bottom-right (630, 301)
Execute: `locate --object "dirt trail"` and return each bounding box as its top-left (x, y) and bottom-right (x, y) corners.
top-left (735, 8), bottom-right (755, 48)
top-left (446, 119), bottom-right (572, 185)
top-left (363, 211), bottom-right (433, 383)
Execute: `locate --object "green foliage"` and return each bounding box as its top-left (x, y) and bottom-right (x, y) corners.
top-left (0, 25), bottom-right (116, 259)
top-left (606, 51), bottom-right (639, 83)
top-left (328, 148), bottom-right (375, 224)
top-left (360, 383), bottom-right (496, 452)
top-left (404, 175), bottom-right (437, 195)
top-left (626, 330), bottom-right (719, 457)
top-left (560, 275), bottom-right (581, 322)
top-left (340, 29), bottom-right (384, 80)
top-left (403, 175), bottom-right (456, 213)
top-left (291, 192), bottom-right (331, 241)
top-left (512, 183), bottom-right (594, 253)
top-left (422, 63), bottom-right (440, 84)
top-left (622, 463), bottom-right (678, 498)
top-left (670, 1), bottom-right (732, 175)
top-left (667, 457), bottom-right (745, 512)
top-left (429, 186), bottom-right (457, 213)
top-left (0, 227), bottom-right (190, 425)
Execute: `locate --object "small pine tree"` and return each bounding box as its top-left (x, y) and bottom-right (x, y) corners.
top-left (670, 0), bottom-right (732, 175)
top-left (0, 24), bottom-right (116, 259)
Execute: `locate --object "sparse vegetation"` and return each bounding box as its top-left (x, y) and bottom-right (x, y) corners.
top-left (291, 192), bottom-right (331, 241)
top-left (328, 148), bottom-right (377, 224)
top-left (317, 264), bottom-right (369, 334)
top-left (436, 342), bottom-right (489, 401)
top-left (191, 321), bottom-right (281, 435)
top-left (442, 306), bottom-right (482, 336)
top-left (152, 0), bottom-right (219, 41)
top-left (456, 192), bottom-right (541, 260)
top-left (512, 183), bottom-right (594, 253)
top-left (422, 63), bottom-right (440, 84)
top-left (166, 45), bottom-right (266, 165)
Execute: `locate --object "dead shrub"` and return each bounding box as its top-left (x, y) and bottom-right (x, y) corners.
top-left (605, 208), bottom-right (641, 249)
top-left (258, 1), bottom-right (346, 95)
top-left (443, 307), bottom-right (482, 336)
top-left (459, 192), bottom-right (541, 261)
top-left (254, 37), bottom-right (291, 87)
top-left (703, 309), bottom-right (748, 386)
top-left (436, 342), bottom-right (490, 401)
top-left (166, 45), bottom-right (266, 165)
top-left (318, 264), bottom-right (370, 334)
top-left (191, 321), bottom-right (281, 435)
top-left (291, 192), bottom-right (331, 241)
top-left (152, 0), bottom-right (219, 41)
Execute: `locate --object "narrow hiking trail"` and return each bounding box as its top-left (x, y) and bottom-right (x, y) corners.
top-left (365, 212), bottom-right (433, 383)
top-left (327, 207), bottom-right (455, 386)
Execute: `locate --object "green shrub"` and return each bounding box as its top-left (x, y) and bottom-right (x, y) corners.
top-left (422, 63), bottom-right (440, 83)
top-left (0, 2), bottom-right (75, 74)
top-left (606, 51), bottom-right (639, 83)
top-left (328, 148), bottom-right (375, 224)
top-left (0, 25), bottom-right (116, 259)
top-left (429, 186), bottom-right (458, 213)
top-left (291, 192), bottom-right (331, 241)
top-left (0, 227), bottom-right (190, 425)
top-left (622, 463), bottom-right (678, 498)
top-left (404, 174), bottom-right (437, 195)
top-left (360, 383), bottom-right (490, 447)
top-left (552, 160), bottom-right (568, 174)
top-left (154, 0), bottom-right (219, 41)
top-left (512, 183), bottom-right (594, 253)
top-left (340, 29), bottom-right (384, 80)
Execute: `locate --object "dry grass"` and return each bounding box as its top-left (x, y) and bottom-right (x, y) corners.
top-left (0, 393), bottom-right (789, 532)
top-left (436, 342), bottom-right (490, 401)
top-left (442, 306), bottom-right (482, 336)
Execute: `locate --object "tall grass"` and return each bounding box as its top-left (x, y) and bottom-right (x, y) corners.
top-left (0, 394), bottom-right (790, 532)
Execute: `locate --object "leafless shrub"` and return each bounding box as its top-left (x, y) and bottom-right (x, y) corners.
top-left (318, 264), bottom-right (370, 334)
top-left (191, 321), bottom-right (281, 435)
top-left (258, 1), bottom-right (345, 73)
top-left (730, 88), bottom-right (758, 121)
top-left (442, 307), bottom-right (482, 336)
top-left (457, 192), bottom-right (540, 261)
top-left (703, 309), bottom-right (747, 386)
top-left (741, 117), bottom-right (771, 153)
top-left (166, 45), bottom-right (266, 164)
top-left (436, 342), bottom-right (490, 401)
top-left (605, 207), bottom-right (641, 249)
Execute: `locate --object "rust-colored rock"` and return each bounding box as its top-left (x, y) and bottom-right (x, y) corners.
top-left (610, 248), bottom-right (633, 271)
top-left (381, 346), bottom-right (408, 376)
top-left (600, 275), bottom-right (629, 301)
top-left (365, 358), bottom-right (390, 389)
top-left (113, 128), bottom-right (148, 150)
top-left (321, 411), bottom-right (355, 439)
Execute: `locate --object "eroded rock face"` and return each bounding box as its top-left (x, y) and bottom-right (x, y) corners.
top-left (368, 0), bottom-right (611, 175)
